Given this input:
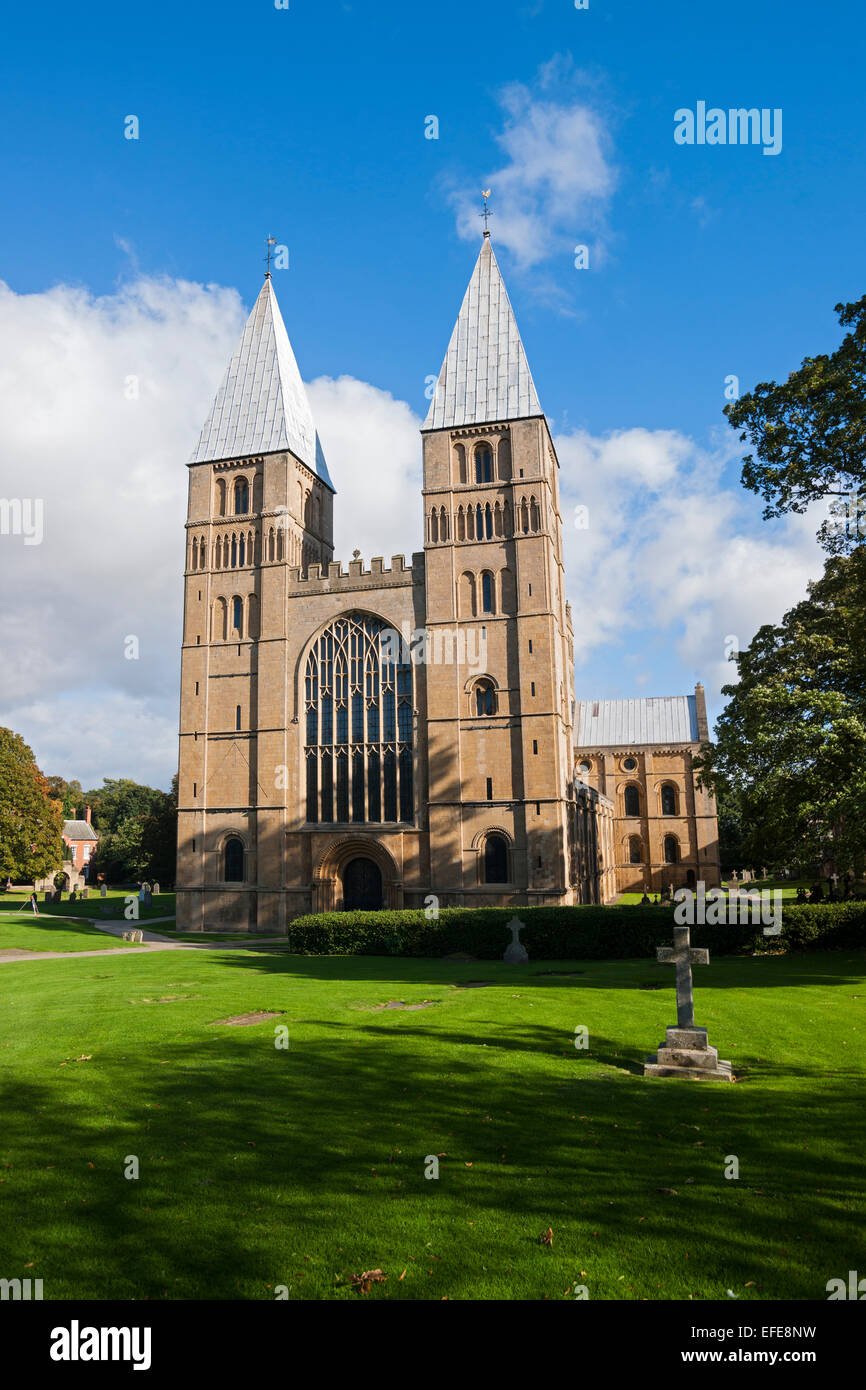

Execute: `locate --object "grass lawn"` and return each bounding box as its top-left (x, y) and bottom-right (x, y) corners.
top-left (0, 915), bottom-right (141, 953)
top-left (0, 891), bottom-right (176, 921)
top-left (0, 948), bottom-right (863, 1300)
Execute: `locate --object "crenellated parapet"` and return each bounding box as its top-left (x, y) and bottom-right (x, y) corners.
top-left (287, 552), bottom-right (425, 594)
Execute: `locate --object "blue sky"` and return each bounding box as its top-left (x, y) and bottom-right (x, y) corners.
top-left (1, 0), bottom-right (864, 788)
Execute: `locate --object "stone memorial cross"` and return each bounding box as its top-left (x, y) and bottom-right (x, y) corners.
top-left (656, 923), bottom-right (709, 1029)
top-left (645, 918), bottom-right (732, 1081)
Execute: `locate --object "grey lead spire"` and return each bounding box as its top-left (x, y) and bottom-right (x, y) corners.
top-left (189, 277), bottom-right (333, 490)
top-left (424, 237), bottom-right (542, 431)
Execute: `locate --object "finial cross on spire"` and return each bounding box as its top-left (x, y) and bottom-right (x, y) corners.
top-left (264, 234), bottom-right (277, 278)
top-left (480, 189), bottom-right (492, 238)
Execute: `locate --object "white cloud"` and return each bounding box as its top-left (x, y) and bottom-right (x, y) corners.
top-left (557, 426), bottom-right (825, 727)
top-left (450, 68), bottom-right (617, 269)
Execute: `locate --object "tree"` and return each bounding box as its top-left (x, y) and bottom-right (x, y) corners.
top-left (695, 548), bottom-right (866, 874)
top-left (139, 776), bottom-right (178, 885)
top-left (85, 777), bottom-right (172, 884)
top-left (0, 729), bottom-right (65, 882)
top-left (83, 779), bottom-right (163, 836)
top-left (45, 776), bottom-right (84, 819)
top-left (714, 782), bottom-right (746, 875)
top-left (726, 295), bottom-right (866, 553)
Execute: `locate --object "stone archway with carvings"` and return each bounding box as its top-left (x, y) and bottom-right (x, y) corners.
top-left (312, 836), bottom-right (403, 913)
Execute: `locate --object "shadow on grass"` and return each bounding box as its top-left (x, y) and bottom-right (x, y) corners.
top-left (1, 1000), bottom-right (864, 1300)
top-left (190, 945), bottom-right (866, 994)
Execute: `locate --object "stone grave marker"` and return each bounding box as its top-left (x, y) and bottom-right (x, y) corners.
top-left (644, 921), bottom-right (732, 1082)
top-left (503, 916), bottom-right (528, 964)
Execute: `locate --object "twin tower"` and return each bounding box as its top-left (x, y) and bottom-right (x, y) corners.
top-left (176, 235), bottom-right (589, 932)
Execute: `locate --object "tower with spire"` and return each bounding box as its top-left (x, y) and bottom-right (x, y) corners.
top-left (421, 234), bottom-right (578, 904)
top-left (176, 274), bottom-right (336, 932)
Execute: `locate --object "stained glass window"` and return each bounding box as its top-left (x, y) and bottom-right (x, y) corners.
top-left (304, 613), bottom-right (414, 824)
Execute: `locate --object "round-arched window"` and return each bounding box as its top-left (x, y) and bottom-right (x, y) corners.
top-left (483, 833), bottom-right (509, 884)
top-left (224, 838), bottom-right (244, 882)
top-left (475, 445), bottom-right (493, 484)
top-left (661, 784), bottom-right (677, 816)
top-left (475, 680), bottom-right (496, 717)
top-left (624, 784), bottom-right (641, 817)
top-left (664, 835), bottom-right (679, 864)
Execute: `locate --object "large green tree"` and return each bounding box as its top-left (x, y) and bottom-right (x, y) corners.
top-left (695, 548), bottom-right (866, 874)
top-left (0, 729), bottom-right (65, 882)
top-left (86, 777), bottom-right (173, 883)
top-left (139, 776), bottom-right (178, 886)
top-left (726, 295), bottom-right (866, 553)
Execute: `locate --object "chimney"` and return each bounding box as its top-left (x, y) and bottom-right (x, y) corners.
top-left (85, 805), bottom-right (92, 825)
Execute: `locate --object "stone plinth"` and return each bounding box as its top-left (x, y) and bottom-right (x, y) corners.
top-left (644, 1025), bottom-right (733, 1081)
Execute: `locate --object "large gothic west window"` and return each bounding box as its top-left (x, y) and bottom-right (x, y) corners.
top-left (304, 613), bottom-right (414, 825)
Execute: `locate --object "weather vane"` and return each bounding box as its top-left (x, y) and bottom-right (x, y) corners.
top-left (264, 234), bottom-right (277, 277)
top-left (480, 189), bottom-right (492, 237)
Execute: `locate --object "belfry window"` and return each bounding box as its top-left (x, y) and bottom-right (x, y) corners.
top-left (234, 479), bottom-right (249, 514)
top-left (475, 445), bottom-right (493, 484)
top-left (304, 612), bottom-right (414, 826)
top-left (232, 597), bottom-right (243, 636)
top-left (481, 572), bottom-right (494, 614)
top-left (475, 679), bottom-right (496, 716)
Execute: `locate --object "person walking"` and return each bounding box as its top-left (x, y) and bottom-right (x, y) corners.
top-left (29, 891), bottom-right (39, 915)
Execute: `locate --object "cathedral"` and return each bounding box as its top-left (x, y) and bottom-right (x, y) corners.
top-left (175, 234), bottom-right (720, 932)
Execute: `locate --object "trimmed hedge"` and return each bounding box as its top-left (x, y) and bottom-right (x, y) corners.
top-left (287, 902), bottom-right (866, 960)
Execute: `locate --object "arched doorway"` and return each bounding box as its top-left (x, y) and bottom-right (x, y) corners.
top-left (341, 857), bottom-right (383, 910)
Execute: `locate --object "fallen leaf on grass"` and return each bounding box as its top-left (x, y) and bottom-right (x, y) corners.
top-left (539, 1227), bottom-right (554, 1247)
top-left (655, 1187), bottom-right (678, 1196)
top-left (350, 1269), bottom-right (387, 1294)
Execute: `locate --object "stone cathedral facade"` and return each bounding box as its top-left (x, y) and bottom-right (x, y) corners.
top-left (176, 237), bottom-right (719, 932)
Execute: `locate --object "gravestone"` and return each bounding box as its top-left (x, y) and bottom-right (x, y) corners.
top-left (644, 921), bottom-right (733, 1081)
top-left (503, 916), bottom-right (528, 964)
top-left (741, 868), bottom-right (751, 884)
top-left (730, 870), bottom-right (739, 883)
top-left (152, 881), bottom-right (160, 895)
top-left (761, 867), bottom-right (768, 880)
top-left (100, 884), bottom-right (107, 898)
top-left (44, 891), bottom-right (52, 903)
top-left (81, 888), bottom-right (88, 899)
